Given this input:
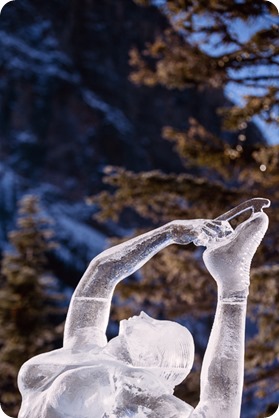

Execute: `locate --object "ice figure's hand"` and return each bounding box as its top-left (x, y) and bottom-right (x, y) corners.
top-left (193, 220), bottom-right (233, 246)
top-left (203, 212), bottom-right (269, 298)
top-left (170, 219), bottom-right (233, 246)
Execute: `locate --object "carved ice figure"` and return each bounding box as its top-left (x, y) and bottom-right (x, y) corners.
top-left (17, 198), bottom-right (270, 418)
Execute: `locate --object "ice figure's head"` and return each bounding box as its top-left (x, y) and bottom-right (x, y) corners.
top-left (119, 311), bottom-right (194, 387)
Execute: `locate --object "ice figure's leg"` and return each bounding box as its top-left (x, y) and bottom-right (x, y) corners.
top-left (192, 207), bottom-right (269, 418)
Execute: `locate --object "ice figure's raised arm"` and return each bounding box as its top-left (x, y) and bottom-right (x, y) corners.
top-left (192, 200), bottom-right (269, 418)
top-left (63, 219), bottom-right (230, 351)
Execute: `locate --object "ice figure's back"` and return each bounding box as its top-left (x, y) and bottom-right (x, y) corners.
top-left (18, 347), bottom-right (193, 418)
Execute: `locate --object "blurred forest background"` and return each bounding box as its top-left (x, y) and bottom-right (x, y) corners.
top-left (0, 0), bottom-right (278, 416)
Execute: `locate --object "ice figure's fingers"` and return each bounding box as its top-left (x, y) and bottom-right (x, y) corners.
top-left (194, 220), bottom-right (233, 246)
top-left (0, 405), bottom-right (13, 418)
top-left (202, 223), bottom-right (223, 237)
top-left (206, 220), bottom-right (234, 237)
top-left (202, 225), bottom-right (219, 237)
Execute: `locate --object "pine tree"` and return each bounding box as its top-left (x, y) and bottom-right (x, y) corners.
top-left (0, 195), bottom-right (63, 417)
top-left (130, 0), bottom-right (278, 130)
top-left (90, 1), bottom-right (279, 416)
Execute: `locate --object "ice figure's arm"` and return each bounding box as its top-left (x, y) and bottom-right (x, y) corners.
top-left (64, 219), bottom-right (227, 350)
top-left (192, 212), bottom-right (269, 418)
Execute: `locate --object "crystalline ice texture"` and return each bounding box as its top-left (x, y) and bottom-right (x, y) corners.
top-left (17, 198), bottom-right (269, 418)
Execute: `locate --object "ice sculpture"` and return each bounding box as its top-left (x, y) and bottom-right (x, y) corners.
top-left (17, 198), bottom-right (270, 418)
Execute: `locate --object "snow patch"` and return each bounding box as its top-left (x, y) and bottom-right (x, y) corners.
top-left (0, 29), bottom-right (79, 83)
top-left (82, 89), bottom-right (133, 135)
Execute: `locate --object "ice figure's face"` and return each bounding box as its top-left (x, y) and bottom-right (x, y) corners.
top-left (119, 312), bottom-right (195, 388)
top-left (119, 311), bottom-right (157, 344)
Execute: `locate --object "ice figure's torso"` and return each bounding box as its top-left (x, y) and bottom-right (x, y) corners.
top-left (18, 347), bottom-right (193, 418)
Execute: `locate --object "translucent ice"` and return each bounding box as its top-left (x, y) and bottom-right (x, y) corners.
top-left (17, 198), bottom-right (270, 418)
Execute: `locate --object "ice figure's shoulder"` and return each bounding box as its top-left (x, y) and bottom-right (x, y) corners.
top-left (18, 346), bottom-right (105, 393)
top-left (20, 344), bottom-right (104, 368)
